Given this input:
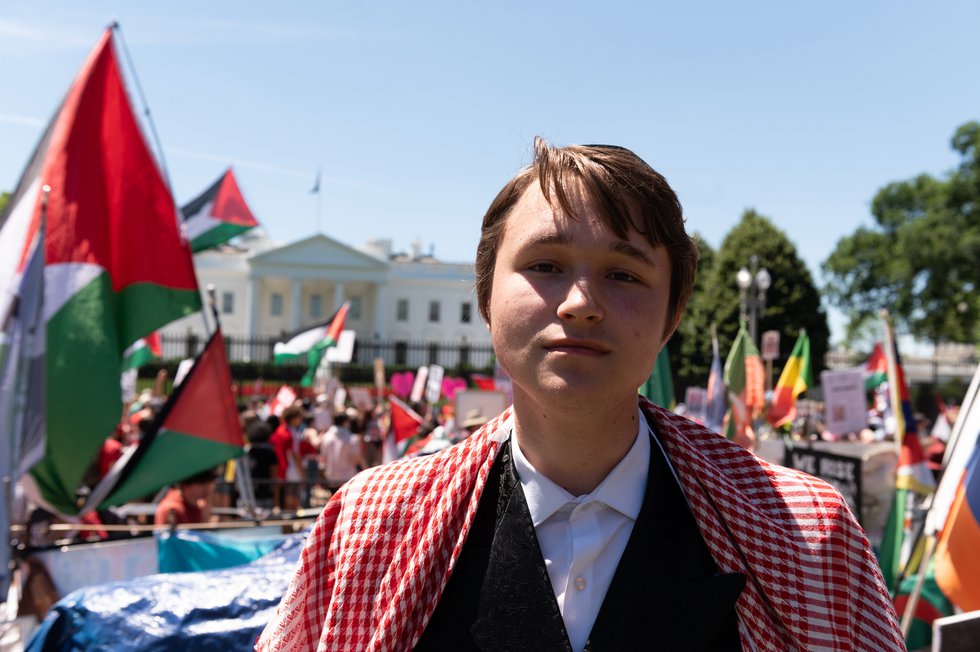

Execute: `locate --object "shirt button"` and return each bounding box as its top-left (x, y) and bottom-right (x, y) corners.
top-left (575, 577), bottom-right (586, 591)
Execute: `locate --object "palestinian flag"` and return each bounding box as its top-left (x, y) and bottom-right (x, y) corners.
top-left (723, 322), bottom-right (763, 441)
top-left (469, 374), bottom-right (496, 391)
top-left (390, 396), bottom-right (423, 443)
top-left (121, 332), bottom-right (162, 371)
top-left (639, 346), bottom-right (675, 410)
top-left (6, 29), bottom-right (201, 515)
top-left (865, 342), bottom-right (888, 390)
top-left (90, 329), bottom-right (244, 508)
top-left (767, 330), bottom-right (812, 428)
top-left (180, 168), bottom-right (259, 252)
top-left (274, 303), bottom-right (348, 387)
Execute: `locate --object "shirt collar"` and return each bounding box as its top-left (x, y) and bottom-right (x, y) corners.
top-left (509, 410), bottom-right (650, 527)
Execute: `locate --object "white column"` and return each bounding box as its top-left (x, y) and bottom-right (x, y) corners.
top-left (291, 279), bottom-right (302, 330)
top-left (374, 283), bottom-right (388, 339)
top-left (247, 277), bottom-right (258, 338)
top-left (333, 282), bottom-right (346, 312)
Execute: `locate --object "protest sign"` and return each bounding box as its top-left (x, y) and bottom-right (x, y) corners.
top-left (785, 447), bottom-right (863, 522)
top-left (821, 368), bottom-right (867, 435)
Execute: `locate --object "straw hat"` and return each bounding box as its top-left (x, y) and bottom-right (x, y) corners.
top-left (460, 408), bottom-right (488, 429)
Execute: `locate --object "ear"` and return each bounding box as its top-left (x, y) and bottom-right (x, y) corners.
top-left (660, 312), bottom-right (682, 346)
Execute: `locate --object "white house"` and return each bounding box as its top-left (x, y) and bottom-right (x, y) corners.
top-left (160, 230), bottom-right (491, 360)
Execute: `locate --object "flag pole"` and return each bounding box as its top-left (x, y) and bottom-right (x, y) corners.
top-left (312, 166), bottom-right (322, 234)
top-left (900, 534), bottom-right (938, 638)
top-left (111, 22), bottom-right (213, 340)
top-left (110, 22), bottom-right (172, 191)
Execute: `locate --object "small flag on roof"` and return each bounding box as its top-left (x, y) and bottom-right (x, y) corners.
top-left (180, 168), bottom-right (259, 252)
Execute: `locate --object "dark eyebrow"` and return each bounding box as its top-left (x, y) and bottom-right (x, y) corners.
top-left (522, 232), bottom-right (570, 248)
top-left (609, 240), bottom-right (656, 267)
top-left (522, 232), bottom-right (656, 267)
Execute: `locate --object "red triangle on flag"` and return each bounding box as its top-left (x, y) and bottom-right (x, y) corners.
top-left (163, 331), bottom-right (244, 447)
top-left (212, 168), bottom-right (259, 227)
top-left (390, 396), bottom-right (423, 444)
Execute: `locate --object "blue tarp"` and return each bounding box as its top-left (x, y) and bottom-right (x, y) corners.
top-left (157, 528), bottom-right (289, 574)
top-left (27, 528), bottom-right (307, 651)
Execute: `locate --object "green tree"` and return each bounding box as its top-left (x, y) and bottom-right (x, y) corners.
top-left (671, 232), bottom-right (716, 389)
top-left (0, 191), bottom-right (9, 216)
top-left (823, 122), bottom-right (980, 344)
top-left (675, 210), bottom-right (830, 393)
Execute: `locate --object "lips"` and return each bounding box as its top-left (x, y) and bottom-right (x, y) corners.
top-left (544, 338), bottom-right (610, 354)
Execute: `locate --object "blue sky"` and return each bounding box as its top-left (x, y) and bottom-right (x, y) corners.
top-left (2, 2), bottom-right (978, 348)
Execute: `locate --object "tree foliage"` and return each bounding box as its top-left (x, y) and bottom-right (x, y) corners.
top-left (822, 122), bottom-right (980, 344)
top-left (0, 191), bottom-right (9, 216)
top-left (672, 211), bottom-right (830, 393)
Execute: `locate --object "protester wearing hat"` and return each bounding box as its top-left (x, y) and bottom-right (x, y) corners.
top-left (458, 408), bottom-right (488, 438)
top-left (259, 140), bottom-right (903, 651)
top-left (154, 468), bottom-right (217, 526)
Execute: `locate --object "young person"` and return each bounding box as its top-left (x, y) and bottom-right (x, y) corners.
top-left (257, 139), bottom-right (904, 651)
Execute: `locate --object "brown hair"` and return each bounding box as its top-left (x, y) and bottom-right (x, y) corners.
top-left (475, 137), bottom-right (698, 338)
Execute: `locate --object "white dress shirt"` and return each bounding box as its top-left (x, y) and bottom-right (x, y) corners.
top-left (511, 413), bottom-right (651, 652)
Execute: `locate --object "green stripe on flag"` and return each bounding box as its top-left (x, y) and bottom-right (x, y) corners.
top-left (190, 222), bottom-right (253, 252)
top-left (116, 283), bottom-right (201, 350)
top-left (31, 274), bottom-right (202, 514)
top-left (101, 430), bottom-right (243, 506)
top-left (879, 487), bottom-right (908, 593)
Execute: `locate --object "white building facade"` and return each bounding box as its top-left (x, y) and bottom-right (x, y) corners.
top-left (161, 231), bottom-right (491, 363)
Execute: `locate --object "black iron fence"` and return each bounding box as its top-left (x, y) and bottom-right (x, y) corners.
top-left (159, 333), bottom-right (496, 372)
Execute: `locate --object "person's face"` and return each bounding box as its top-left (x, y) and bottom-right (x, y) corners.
top-left (488, 183), bottom-right (677, 410)
top-left (184, 481), bottom-right (213, 503)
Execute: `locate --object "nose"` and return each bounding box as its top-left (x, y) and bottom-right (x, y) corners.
top-left (557, 278), bottom-right (603, 323)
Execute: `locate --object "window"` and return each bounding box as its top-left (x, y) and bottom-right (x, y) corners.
top-left (310, 294), bottom-right (322, 319)
top-left (428, 342), bottom-right (439, 365)
top-left (395, 341), bottom-right (408, 365)
top-left (396, 299), bottom-right (409, 322)
top-left (460, 302), bottom-right (472, 323)
top-left (349, 296), bottom-right (362, 320)
top-left (221, 291), bottom-right (234, 315)
top-left (429, 300), bottom-right (440, 323)
top-left (270, 292), bottom-right (283, 317)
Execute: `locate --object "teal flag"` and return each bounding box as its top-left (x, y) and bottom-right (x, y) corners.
top-left (640, 347), bottom-right (675, 409)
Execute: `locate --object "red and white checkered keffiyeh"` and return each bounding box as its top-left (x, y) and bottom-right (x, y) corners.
top-left (256, 399), bottom-right (904, 651)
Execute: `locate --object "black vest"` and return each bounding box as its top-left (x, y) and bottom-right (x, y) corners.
top-left (416, 426), bottom-right (745, 651)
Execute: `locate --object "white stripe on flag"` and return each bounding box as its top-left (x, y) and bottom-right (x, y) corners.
top-left (274, 324), bottom-right (328, 358)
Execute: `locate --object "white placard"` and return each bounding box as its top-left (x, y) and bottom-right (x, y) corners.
top-left (325, 330), bottom-right (356, 363)
top-left (410, 366), bottom-right (429, 404)
top-left (762, 330), bottom-right (780, 361)
top-left (821, 368), bottom-right (867, 435)
top-left (333, 387), bottom-right (347, 412)
top-left (425, 364), bottom-right (445, 404)
top-left (348, 386), bottom-right (373, 410)
top-left (173, 357), bottom-right (194, 387)
top-left (120, 368), bottom-right (138, 402)
top-left (685, 386), bottom-right (707, 422)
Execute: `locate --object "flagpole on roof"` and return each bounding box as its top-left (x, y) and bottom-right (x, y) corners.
top-left (311, 166), bottom-right (322, 234)
top-left (110, 21), bottom-right (213, 340)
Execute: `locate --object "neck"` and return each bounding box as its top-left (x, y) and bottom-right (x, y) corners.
top-left (511, 392), bottom-right (641, 496)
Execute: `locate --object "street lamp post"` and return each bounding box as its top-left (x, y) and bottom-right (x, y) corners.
top-left (736, 254), bottom-right (771, 346)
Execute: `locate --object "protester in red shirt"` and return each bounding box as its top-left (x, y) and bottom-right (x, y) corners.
top-left (269, 404), bottom-right (306, 510)
top-left (154, 469), bottom-right (217, 526)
